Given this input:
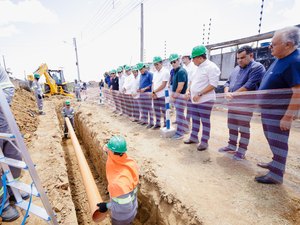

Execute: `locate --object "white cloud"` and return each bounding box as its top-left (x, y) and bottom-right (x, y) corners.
top-left (231, 0), bottom-right (261, 5)
top-left (280, 0), bottom-right (300, 23)
top-left (0, 0), bottom-right (59, 26)
top-left (0, 24), bottom-right (19, 37)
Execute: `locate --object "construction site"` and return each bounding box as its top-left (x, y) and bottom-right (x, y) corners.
top-left (1, 0), bottom-right (300, 225)
top-left (0, 80), bottom-right (299, 225)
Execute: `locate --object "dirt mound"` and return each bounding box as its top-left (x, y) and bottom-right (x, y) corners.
top-left (10, 88), bottom-right (39, 143)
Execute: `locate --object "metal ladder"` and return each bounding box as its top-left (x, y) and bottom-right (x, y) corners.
top-left (0, 88), bottom-right (58, 224)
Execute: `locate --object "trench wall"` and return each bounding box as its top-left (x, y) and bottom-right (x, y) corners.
top-left (75, 110), bottom-right (202, 225)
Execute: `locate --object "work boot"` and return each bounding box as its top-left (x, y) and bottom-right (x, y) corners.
top-left (1, 205), bottom-right (20, 222)
top-left (197, 143), bottom-right (208, 151)
top-left (218, 146), bottom-right (236, 153)
top-left (9, 191), bottom-right (30, 203)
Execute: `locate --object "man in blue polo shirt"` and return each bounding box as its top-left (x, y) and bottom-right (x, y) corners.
top-left (110, 69), bottom-right (121, 113)
top-left (170, 53), bottom-right (189, 139)
top-left (137, 62), bottom-right (153, 128)
top-left (104, 72), bottom-right (111, 88)
top-left (218, 46), bottom-right (265, 160)
top-left (256, 26), bottom-right (300, 184)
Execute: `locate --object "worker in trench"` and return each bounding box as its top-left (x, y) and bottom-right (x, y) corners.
top-left (61, 100), bottom-right (75, 138)
top-left (32, 73), bottom-right (45, 115)
top-left (97, 135), bottom-right (139, 225)
top-left (0, 65), bottom-right (29, 222)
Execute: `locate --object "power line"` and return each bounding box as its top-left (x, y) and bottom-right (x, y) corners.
top-left (81, 0), bottom-right (142, 46)
top-left (80, 0), bottom-right (111, 33)
top-left (80, 0), bottom-right (113, 38)
top-left (80, 1), bottom-right (135, 44)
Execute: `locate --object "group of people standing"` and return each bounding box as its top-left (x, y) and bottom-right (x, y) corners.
top-left (103, 26), bottom-right (300, 185)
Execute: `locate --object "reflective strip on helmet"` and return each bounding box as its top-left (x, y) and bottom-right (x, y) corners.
top-left (0, 187), bottom-right (3, 196)
top-left (112, 187), bottom-right (137, 205)
top-left (0, 82), bottom-right (14, 90)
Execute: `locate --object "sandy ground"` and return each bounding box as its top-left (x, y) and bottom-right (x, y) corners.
top-left (77, 87), bottom-right (300, 225)
top-left (3, 90), bottom-right (78, 224)
top-left (4, 87), bottom-right (300, 225)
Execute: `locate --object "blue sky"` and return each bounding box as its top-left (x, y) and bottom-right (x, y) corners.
top-left (0, 0), bottom-right (299, 82)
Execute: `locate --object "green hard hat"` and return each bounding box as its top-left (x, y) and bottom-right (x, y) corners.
top-left (124, 65), bottom-right (131, 71)
top-left (110, 69), bottom-right (116, 74)
top-left (117, 66), bottom-right (123, 73)
top-left (34, 73), bottom-right (40, 79)
top-left (169, 53), bottom-right (179, 62)
top-left (131, 66), bottom-right (138, 71)
top-left (153, 56), bottom-right (163, 64)
top-left (65, 100), bottom-right (70, 105)
top-left (136, 62), bottom-right (144, 70)
top-left (191, 45), bottom-right (207, 58)
top-left (106, 135), bottom-right (127, 153)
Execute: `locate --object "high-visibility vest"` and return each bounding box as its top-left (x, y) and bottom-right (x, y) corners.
top-left (112, 187), bottom-right (138, 205)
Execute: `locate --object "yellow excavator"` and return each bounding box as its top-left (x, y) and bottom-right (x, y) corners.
top-left (31, 63), bottom-right (73, 97)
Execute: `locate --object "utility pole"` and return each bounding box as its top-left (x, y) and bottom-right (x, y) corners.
top-left (73, 37), bottom-right (81, 81)
top-left (140, 1), bottom-right (144, 62)
top-left (2, 55), bottom-right (7, 72)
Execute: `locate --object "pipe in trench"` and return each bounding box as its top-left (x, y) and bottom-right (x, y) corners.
top-left (65, 117), bottom-right (107, 222)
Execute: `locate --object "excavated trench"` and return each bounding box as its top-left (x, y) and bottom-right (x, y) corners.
top-left (55, 104), bottom-right (202, 225)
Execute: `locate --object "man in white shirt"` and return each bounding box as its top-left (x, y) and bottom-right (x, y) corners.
top-left (182, 53), bottom-right (197, 124)
top-left (131, 66), bottom-right (141, 122)
top-left (184, 45), bottom-right (220, 151)
top-left (122, 65), bottom-right (135, 118)
top-left (117, 66), bottom-right (125, 116)
top-left (151, 56), bottom-right (170, 129)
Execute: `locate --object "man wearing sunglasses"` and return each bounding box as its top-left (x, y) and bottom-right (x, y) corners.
top-left (169, 53), bottom-right (189, 139)
top-left (256, 26), bottom-right (300, 184)
top-left (136, 62), bottom-right (154, 128)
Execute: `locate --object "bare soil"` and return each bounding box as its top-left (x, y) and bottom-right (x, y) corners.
top-left (4, 91), bottom-right (77, 224)
top-left (4, 87), bottom-right (300, 225)
top-left (79, 87), bottom-right (300, 225)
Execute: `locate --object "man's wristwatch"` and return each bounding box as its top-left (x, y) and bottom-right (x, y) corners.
top-left (152, 91), bottom-right (156, 94)
top-left (198, 92), bottom-right (203, 96)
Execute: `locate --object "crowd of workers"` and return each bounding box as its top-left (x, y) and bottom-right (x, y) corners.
top-left (101, 26), bottom-right (300, 186)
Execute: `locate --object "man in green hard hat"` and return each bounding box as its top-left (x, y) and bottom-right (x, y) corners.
top-left (136, 62), bottom-right (154, 128)
top-left (169, 53), bottom-right (189, 139)
top-left (61, 100), bottom-right (75, 138)
top-left (110, 69), bottom-right (120, 113)
top-left (122, 65), bottom-right (135, 118)
top-left (131, 66), bottom-right (141, 122)
top-left (152, 56), bottom-right (170, 129)
top-left (97, 135), bottom-right (139, 225)
top-left (117, 66), bottom-right (125, 116)
top-left (186, 45), bottom-right (220, 151)
top-left (32, 73), bottom-right (45, 115)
